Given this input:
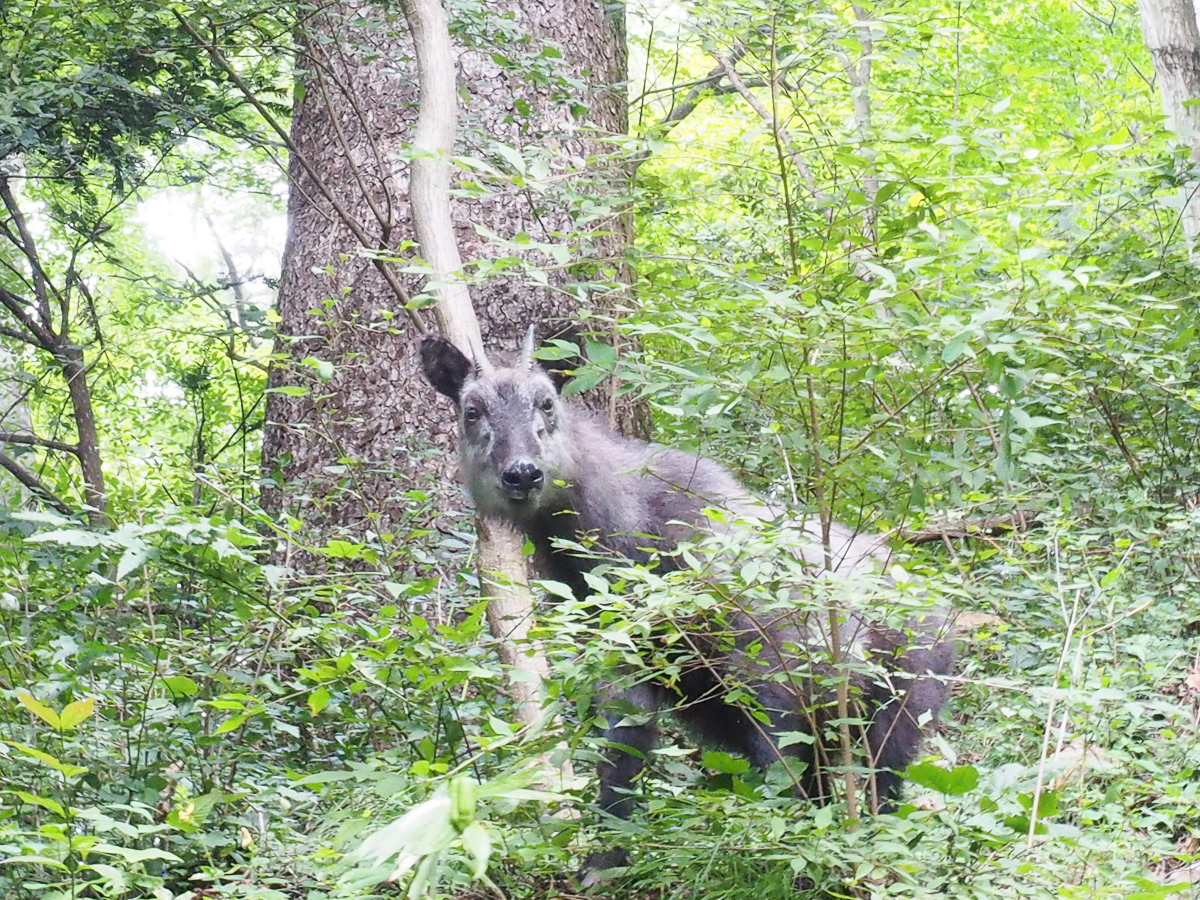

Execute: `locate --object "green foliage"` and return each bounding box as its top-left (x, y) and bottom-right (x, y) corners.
top-left (4, 0), bottom-right (1200, 898)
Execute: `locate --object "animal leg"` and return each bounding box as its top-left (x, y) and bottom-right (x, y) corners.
top-left (582, 682), bottom-right (662, 879)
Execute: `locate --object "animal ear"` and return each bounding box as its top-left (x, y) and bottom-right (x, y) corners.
top-left (419, 335), bottom-right (472, 400)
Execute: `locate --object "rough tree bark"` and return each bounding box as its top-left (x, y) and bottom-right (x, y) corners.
top-left (1138, 0), bottom-right (1200, 255)
top-left (261, 0), bottom-right (629, 556)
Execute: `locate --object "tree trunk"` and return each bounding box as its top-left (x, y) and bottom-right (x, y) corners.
top-left (59, 344), bottom-right (106, 523)
top-left (1138, 0), bottom-right (1200, 253)
top-left (261, 0), bottom-right (629, 553)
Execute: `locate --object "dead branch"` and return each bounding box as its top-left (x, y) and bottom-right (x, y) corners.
top-left (901, 510), bottom-right (1044, 545)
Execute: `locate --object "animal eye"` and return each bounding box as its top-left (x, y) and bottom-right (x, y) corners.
top-left (464, 405), bottom-right (481, 424)
top-left (539, 398), bottom-right (554, 413)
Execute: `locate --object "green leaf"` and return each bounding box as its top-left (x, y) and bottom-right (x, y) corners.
top-left (13, 790), bottom-right (65, 817)
top-left (308, 686), bottom-right (331, 717)
top-left (449, 777), bottom-right (476, 831)
top-left (941, 334), bottom-right (973, 364)
top-left (58, 698), bottom-right (94, 730)
top-left (0, 855), bottom-right (68, 869)
top-left (115, 543), bottom-right (151, 580)
top-left (584, 339), bottom-right (616, 366)
top-left (17, 691), bottom-right (59, 728)
top-left (562, 365), bottom-right (607, 395)
top-left (91, 842), bottom-right (183, 864)
top-left (535, 579), bottom-right (576, 601)
top-left (25, 528), bottom-right (103, 547)
top-left (162, 676), bottom-right (199, 698)
top-left (460, 821), bottom-right (491, 879)
top-left (214, 713), bottom-right (248, 734)
top-left (352, 796), bottom-right (456, 868)
top-left (321, 539), bottom-right (363, 559)
top-left (492, 143), bottom-right (526, 174)
top-left (294, 770), bottom-right (358, 786)
top-left (3, 741), bottom-right (88, 777)
top-left (302, 357), bottom-right (335, 380)
top-left (904, 761), bottom-right (978, 794)
top-left (701, 751), bottom-right (750, 775)
top-left (775, 730), bottom-right (815, 749)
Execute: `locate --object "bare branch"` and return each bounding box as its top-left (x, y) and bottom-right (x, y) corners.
top-left (631, 46), bottom-right (750, 176)
top-left (1090, 387), bottom-right (1144, 484)
top-left (901, 510), bottom-right (1044, 545)
top-left (0, 323), bottom-right (43, 348)
top-left (304, 42), bottom-right (395, 242)
top-left (203, 215), bottom-right (262, 348)
top-left (714, 52), bottom-right (823, 197)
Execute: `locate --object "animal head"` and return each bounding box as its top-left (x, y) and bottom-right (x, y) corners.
top-left (419, 327), bottom-right (576, 521)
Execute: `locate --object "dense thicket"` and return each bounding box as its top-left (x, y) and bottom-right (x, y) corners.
top-left (3, 2), bottom-right (1200, 899)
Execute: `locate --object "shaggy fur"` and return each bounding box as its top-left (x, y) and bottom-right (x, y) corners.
top-left (420, 332), bottom-right (953, 871)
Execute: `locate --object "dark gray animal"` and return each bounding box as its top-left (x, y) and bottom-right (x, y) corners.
top-left (420, 329), bottom-right (953, 871)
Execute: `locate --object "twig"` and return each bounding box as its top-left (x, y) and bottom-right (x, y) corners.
top-left (631, 46), bottom-right (751, 176)
top-left (715, 51), bottom-right (822, 198)
top-left (1089, 387), bottom-right (1144, 484)
top-left (0, 176), bottom-right (63, 331)
top-left (901, 510), bottom-right (1043, 545)
top-left (173, 11), bottom-right (427, 333)
top-left (0, 287), bottom-right (57, 350)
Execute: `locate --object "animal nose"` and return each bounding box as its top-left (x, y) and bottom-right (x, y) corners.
top-left (501, 462), bottom-right (544, 492)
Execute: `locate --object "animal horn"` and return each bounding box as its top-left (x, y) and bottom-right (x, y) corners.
top-left (468, 336), bottom-right (493, 377)
top-left (520, 325), bottom-right (536, 370)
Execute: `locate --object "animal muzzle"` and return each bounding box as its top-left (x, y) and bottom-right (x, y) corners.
top-left (500, 461), bottom-right (544, 500)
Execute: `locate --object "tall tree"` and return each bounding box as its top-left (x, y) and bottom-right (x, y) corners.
top-left (0, 1), bottom-right (285, 522)
top-left (1138, 0), bottom-right (1200, 255)
top-left (259, 0), bottom-right (628, 557)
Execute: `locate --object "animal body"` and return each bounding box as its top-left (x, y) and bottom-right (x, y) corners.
top-left (420, 329), bottom-right (953, 871)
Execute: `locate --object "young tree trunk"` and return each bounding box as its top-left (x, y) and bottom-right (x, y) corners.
top-left (1137, 0), bottom-right (1200, 254)
top-left (261, 0), bottom-right (629, 554)
top-left (58, 344), bottom-right (106, 521)
top-left (0, 176), bottom-right (106, 525)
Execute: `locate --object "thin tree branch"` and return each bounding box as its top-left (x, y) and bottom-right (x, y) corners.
top-left (631, 47), bottom-right (750, 176)
top-left (203, 215), bottom-right (261, 348)
top-left (303, 38), bottom-right (395, 241)
top-left (173, 11), bottom-right (427, 333)
top-left (715, 51), bottom-right (823, 198)
top-left (0, 323), bottom-right (43, 347)
top-left (0, 431), bottom-right (81, 455)
top-left (0, 449), bottom-right (76, 516)
top-left (0, 287), bottom-right (57, 349)
top-left (0, 176), bottom-right (63, 331)
top-left (901, 510), bottom-right (1043, 545)
top-left (1090, 387), bottom-right (1144, 484)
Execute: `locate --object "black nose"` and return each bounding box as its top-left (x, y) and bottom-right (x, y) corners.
top-left (501, 462), bottom-right (544, 492)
